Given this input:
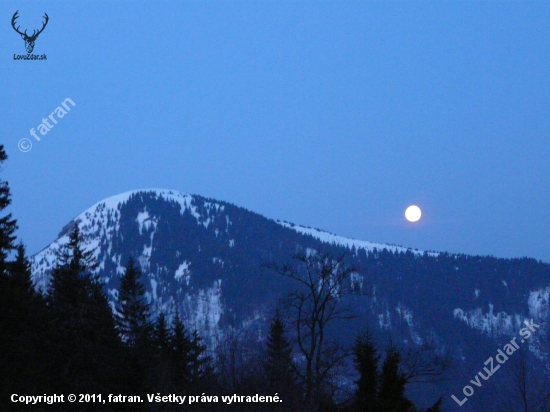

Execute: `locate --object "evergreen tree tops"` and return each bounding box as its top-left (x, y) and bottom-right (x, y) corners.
top-left (46, 225), bottom-right (123, 395)
top-left (0, 151), bottom-right (53, 402)
top-left (353, 331), bottom-right (380, 411)
top-left (0, 142), bottom-right (451, 408)
top-left (0, 145), bottom-right (17, 273)
top-left (116, 256), bottom-right (153, 347)
top-left (153, 311), bottom-right (170, 352)
top-left (263, 310), bottom-right (300, 411)
top-left (170, 309), bottom-right (211, 390)
top-left (115, 255), bottom-right (212, 394)
top-left (352, 333), bottom-right (443, 412)
top-left (378, 345), bottom-right (414, 412)
top-left (47, 224), bottom-right (100, 306)
top-left (264, 309), bottom-right (295, 391)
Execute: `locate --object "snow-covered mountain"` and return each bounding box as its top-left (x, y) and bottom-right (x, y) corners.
top-left (30, 189), bottom-right (550, 409)
top-left (30, 189), bottom-right (422, 344)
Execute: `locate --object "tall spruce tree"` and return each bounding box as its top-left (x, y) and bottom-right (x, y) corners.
top-left (150, 312), bottom-right (173, 393)
top-left (353, 331), bottom-right (381, 412)
top-left (9, 243), bottom-right (33, 291)
top-left (351, 335), bottom-right (444, 412)
top-left (0, 145), bottom-right (17, 274)
top-left (116, 256), bottom-right (152, 347)
top-left (0, 148), bottom-right (39, 404)
top-left (154, 312), bottom-right (170, 353)
top-left (263, 310), bottom-right (299, 411)
top-left (378, 345), bottom-right (414, 412)
top-left (115, 256), bottom-right (154, 396)
top-left (188, 329), bottom-right (211, 386)
top-left (171, 310), bottom-right (193, 391)
top-left (47, 226), bottom-right (123, 397)
top-left (170, 310), bottom-right (210, 393)
top-left (1, 243), bottom-right (52, 403)
top-left (264, 311), bottom-right (296, 388)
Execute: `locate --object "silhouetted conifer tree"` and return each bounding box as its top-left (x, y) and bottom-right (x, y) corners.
top-left (47, 226), bottom-right (123, 398)
top-left (0, 148), bottom-right (49, 405)
top-left (378, 345), bottom-right (414, 412)
top-left (154, 312), bottom-right (170, 352)
top-left (265, 312), bottom-right (294, 381)
top-left (263, 310), bottom-right (299, 410)
top-left (149, 312), bottom-right (173, 395)
top-left (171, 310), bottom-right (194, 390)
top-left (115, 256), bottom-right (155, 396)
top-left (116, 256), bottom-right (152, 347)
top-left (353, 331), bottom-right (380, 412)
top-left (171, 310), bottom-right (210, 393)
top-left (1, 243), bottom-right (52, 404)
top-left (0, 145), bottom-right (17, 274)
top-left (9, 243), bottom-right (33, 291)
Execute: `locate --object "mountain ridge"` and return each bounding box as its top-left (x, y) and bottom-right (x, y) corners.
top-left (29, 188), bottom-right (550, 409)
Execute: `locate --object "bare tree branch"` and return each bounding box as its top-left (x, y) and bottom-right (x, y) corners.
top-left (265, 250), bottom-right (359, 406)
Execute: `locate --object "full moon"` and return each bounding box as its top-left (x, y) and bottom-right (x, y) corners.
top-left (405, 205), bottom-right (422, 222)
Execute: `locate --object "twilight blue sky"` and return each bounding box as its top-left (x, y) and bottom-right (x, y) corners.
top-left (1, 1), bottom-right (549, 261)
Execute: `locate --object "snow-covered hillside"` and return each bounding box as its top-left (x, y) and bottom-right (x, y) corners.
top-left (29, 189), bottom-right (550, 376)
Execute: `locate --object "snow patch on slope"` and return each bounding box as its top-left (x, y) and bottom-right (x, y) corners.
top-left (454, 288), bottom-right (550, 339)
top-left (529, 287), bottom-right (550, 322)
top-left (396, 303), bottom-right (423, 345)
top-left (453, 304), bottom-right (524, 337)
top-left (182, 279), bottom-right (224, 348)
top-left (175, 261), bottom-right (192, 286)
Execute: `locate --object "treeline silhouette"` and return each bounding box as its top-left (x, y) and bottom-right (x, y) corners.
top-left (0, 145), bottom-right (443, 411)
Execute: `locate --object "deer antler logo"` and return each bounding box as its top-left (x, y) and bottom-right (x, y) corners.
top-left (11, 11), bottom-right (49, 54)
